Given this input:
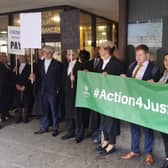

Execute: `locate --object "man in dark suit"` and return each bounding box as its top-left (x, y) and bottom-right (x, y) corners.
top-left (87, 47), bottom-right (101, 72)
top-left (33, 46), bottom-right (61, 137)
top-left (1, 54), bottom-right (14, 121)
top-left (121, 44), bottom-right (161, 166)
top-left (14, 55), bottom-right (33, 123)
top-left (0, 54), bottom-right (8, 128)
top-left (61, 50), bottom-right (84, 141)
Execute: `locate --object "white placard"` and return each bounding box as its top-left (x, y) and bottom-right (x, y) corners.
top-left (8, 26), bottom-right (25, 55)
top-left (20, 13), bottom-right (42, 49)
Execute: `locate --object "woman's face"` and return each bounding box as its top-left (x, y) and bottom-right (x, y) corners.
top-left (164, 55), bottom-right (168, 70)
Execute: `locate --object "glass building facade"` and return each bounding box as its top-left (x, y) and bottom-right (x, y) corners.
top-left (0, 6), bottom-right (118, 62)
top-left (127, 0), bottom-right (168, 68)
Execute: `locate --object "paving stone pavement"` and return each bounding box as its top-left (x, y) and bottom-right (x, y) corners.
top-left (0, 119), bottom-right (163, 168)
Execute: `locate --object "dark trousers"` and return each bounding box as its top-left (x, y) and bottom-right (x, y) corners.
top-left (131, 124), bottom-right (153, 154)
top-left (162, 133), bottom-right (168, 158)
top-left (76, 108), bottom-right (85, 138)
top-left (64, 89), bottom-right (75, 135)
top-left (32, 93), bottom-right (42, 116)
top-left (89, 110), bottom-right (100, 133)
top-left (40, 94), bottom-right (58, 131)
top-left (15, 107), bottom-right (30, 122)
top-left (103, 131), bottom-right (116, 144)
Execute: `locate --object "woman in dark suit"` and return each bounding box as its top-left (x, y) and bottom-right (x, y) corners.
top-left (158, 53), bottom-right (168, 168)
top-left (96, 41), bottom-right (124, 155)
top-left (14, 55), bottom-right (32, 123)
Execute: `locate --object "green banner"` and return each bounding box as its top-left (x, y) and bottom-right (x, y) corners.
top-left (76, 71), bottom-right (168, 134)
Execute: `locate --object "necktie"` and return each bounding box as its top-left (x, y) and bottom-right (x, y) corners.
top-left (132, 63), bottom-right (143, 78)
top-left (94, 59), bottom-right (98, 69)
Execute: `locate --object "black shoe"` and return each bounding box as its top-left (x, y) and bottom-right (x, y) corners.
top-left (34, 129), bottom-right (48, 135)
top-left (52, 130), bottom-right (59, 137)
top-left (161, 160), bottom-right (168, 168)
top-left (23, 119), bottom-right (29, 124)
top-left (16, 120), bottom-right (22, 124)
top-left (99, 148), bottom-right (116, 156)
top-left (96, 144), bottom-right (108, 152)
top-left (61, 133), bottom-right (75, 140)
top-left (75, 136), bottom-right (84, 143)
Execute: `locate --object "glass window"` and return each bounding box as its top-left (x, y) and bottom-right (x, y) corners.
top-left (112, 23), bottom-right (117, 43)
top-left (96, 18), bottom-right (110, 46)
top-left (42, 10), bottom-right (62, 34)
top-left (128, 19), bottom-right (162, 62)
top-left (0, 15), bottom-right (8, 53)
top-left (13, 14), bottom-right (20, 26)
top-left (80, 13), bottom-right (92, 56)
top-left (127, 0), bottom-right (168, 67)
top-left (13, 10), bottom-right (62, 34)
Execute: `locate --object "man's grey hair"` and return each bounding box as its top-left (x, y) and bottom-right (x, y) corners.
top-left (42, 45), bottom-right (55, 54)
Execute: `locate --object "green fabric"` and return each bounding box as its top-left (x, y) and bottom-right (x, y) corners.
top-left (76, 71), bottom-right (168, 134)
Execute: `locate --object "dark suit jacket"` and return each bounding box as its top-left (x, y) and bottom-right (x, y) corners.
top-left (40, 59), bottom-right (61, 96)
top-left (87, 58), bottom-right (101, 72)
top-left (127, 61), bottom-right (161, 81)
top-left (0, 63), bottom-right (7, 98)
top-left (0, 63), bottom-right (8, 112)
top-left (33, 59), bottom-right (43, 95)
top-left (14, 64), bottom-right (32, 108)
top-left (64, 61), bottom-right (84, 93)
top-left (97, 56), bottom-right (125, 75)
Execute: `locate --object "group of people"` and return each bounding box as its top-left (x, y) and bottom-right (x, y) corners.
top-left (0, 42), bottom-right (168, 168)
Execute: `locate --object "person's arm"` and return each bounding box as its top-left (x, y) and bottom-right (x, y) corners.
top-left (152, 65), bottom-right (162, 82)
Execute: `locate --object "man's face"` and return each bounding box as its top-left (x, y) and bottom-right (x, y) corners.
top-left (38, 49), bottom-right (44, 59)
top-left (18, 56), bottom-right (26, 63)
top-left (2, 56), bottom-right (8, 64)
top-left (43, 51), bottom-right (52, 59)
top-left (135, 49), bottom-right (148, 64)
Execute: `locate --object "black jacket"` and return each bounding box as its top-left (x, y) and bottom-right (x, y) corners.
top-left (40, 59), bottom-right (61, 96)
top-left (127, 61), bottom-right (161, 82)
top-left (14, 64), bottom-right (32, 108)
top-left (97, 56), bottom-right (125, 75)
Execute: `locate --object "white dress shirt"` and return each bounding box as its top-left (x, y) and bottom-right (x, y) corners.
top-left (133, 60), bottom-right (149, 80)
top-left (67, 60), bottom-right (77, 76)
top-left (102, 56), bottom-right (111, 70)
top-left (19, 63), bottom-right (26, 74)
top-left (44, 59), bottom-right (52, 74)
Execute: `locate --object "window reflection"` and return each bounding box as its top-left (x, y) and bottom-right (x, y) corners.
top-left (13, 10), bottom-right (62, 34)
top-left (80, 13), bottom-right (92, 56)
top-left (96, 18), bottom-right (110, 46)
top-left (0, 15), bottom-right (8, 53)
top-left (128, 19), bottom-right (164, 66)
